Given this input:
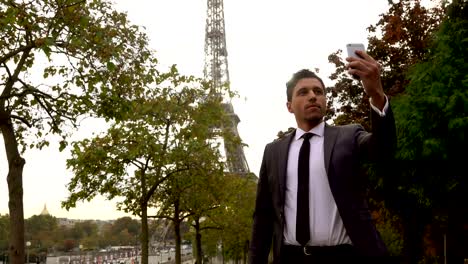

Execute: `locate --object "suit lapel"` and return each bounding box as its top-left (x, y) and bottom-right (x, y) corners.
top-left (276, 125), bottom-right (337, 203)
top-left (324, 124), bottom-right (338, 176)
top-left (278, 131), bottom-right (295, 204)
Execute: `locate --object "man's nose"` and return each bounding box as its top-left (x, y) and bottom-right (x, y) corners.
top-left (307, 91), bottom-right (317, 101)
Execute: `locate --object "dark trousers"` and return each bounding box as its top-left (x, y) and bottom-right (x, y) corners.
top-left (280, 244), bottom-right (358, 264)
top-left (279, 244), bottom-right (398, 264)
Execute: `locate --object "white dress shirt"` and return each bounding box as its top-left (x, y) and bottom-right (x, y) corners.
top-left (283, 121), bottom-right (352, 246)
top-left (283, 97), bottom-right (389, 246)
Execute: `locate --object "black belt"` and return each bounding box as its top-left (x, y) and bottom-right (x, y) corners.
top-left (282, 244), bottom-right (356, 256)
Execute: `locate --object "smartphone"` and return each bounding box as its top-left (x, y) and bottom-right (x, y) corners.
top-left (346, 43), bottom-right (365, 59)
top-left (346, 43), bottom-right (365, 79)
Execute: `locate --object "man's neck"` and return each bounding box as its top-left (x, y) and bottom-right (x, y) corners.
top-left (297, 119), bottom-right (323, 132)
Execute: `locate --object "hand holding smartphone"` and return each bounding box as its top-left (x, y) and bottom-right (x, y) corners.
top-left (346, 43), bottom-right (365, 59)
top-left (346, 43), bottom-right (365, 79)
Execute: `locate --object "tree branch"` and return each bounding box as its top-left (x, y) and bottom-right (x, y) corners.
top-left (144, 166), bottom-right (190, 203)
top-left (0, 90), bottom-right (30, 100)
top-left (0, 79), bottom-right (62, 101)
top-left (148, 214), bottom-right (175, 222)
top-left (17, 79), bottom-right (53, 99)
top-left (2, 62), bottom-right (12, 79)
top-left (180, 211), bottom-right (195, 221)
top-left (10, 114), bottom-right (32, 128)
top-left (199, 226), bottom-right (222, 231)
top-left (129, 159), bottom-right (145, 169)
top-left (1, 46), bottom-right (32, 107)
top-left (0, 44), bottom-right (35, 66)
top-left (58, 0), bottom-right (86, 10)
top-left (32, 94), bottom-right (60, 132)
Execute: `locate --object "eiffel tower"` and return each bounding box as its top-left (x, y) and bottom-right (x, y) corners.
top-left (203, 0), bottom-right (249, 175)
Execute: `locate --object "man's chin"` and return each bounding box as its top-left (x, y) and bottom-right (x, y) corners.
top-left (306, 115), bottom-right (323, 122)
top-left (304, 116), bottom-right (323, 126)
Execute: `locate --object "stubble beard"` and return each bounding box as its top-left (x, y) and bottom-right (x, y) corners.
top-left (297, 113), bottom-right (323, 131)
top-left (307, 115), bottom-right (323, 127)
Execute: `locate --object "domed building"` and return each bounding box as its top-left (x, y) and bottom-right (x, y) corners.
top-left (40, 204), bottom-right (50, 216)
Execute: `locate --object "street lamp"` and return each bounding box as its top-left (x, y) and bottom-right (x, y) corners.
top-left (26, 241), bottom-right (31, 264)
top-left (79, 244), bottom-right (83, 264)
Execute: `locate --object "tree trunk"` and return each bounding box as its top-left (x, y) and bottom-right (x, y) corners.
top-left (221, 241), bottom-right (224, 264)
top-left (194, 218), bottom-right (203, 264)
top-left (243, 240), bottom-right (248, 264)
top-left (1, 118), bottom-right (26, 264)
top-left (174, 201), bottom-right (181, 264)
top-left (447, 201), bottom-right (467, 263)
top-left (401, 208), bottom-right (427, 264)
top-left (139, 168), bottom-right (149, 264)
top-left (174, 220), bottom-right (182, 264)
top-left (140, 201), bottom-right (149, 264)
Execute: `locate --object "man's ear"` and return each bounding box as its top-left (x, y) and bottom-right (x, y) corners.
top-left (286, 102), bottom-right (293, 113)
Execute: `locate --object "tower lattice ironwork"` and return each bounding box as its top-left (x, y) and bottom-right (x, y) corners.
top-left (203, 0), bottom-right (249, 175)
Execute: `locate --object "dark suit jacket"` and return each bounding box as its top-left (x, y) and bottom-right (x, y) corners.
top-left (248, 105), bottom-right (396, 264)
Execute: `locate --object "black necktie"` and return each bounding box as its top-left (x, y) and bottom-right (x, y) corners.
top-left (296, 132), bottom-right (313, 246)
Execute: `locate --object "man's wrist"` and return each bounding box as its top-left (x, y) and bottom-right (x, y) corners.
top-left (370, 92), bottom-right (386, 111)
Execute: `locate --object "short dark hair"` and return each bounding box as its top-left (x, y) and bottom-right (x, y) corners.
top-left (286, 69), bottom-right (325, 101)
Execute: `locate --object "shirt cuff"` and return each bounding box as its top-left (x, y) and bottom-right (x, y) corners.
top-left (369, 95), bottom-right (388, 117)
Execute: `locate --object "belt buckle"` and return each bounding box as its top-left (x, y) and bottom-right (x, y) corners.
top-left (303, 246), bottom-right (312, 256)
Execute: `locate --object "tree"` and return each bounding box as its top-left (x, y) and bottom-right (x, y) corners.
top-left (111, 217), bottom-right (140, 239)
top-left (0, 1), bottom-right (155, 262)
top-left (152, 174), bottom-right (193, 264)
top-left (325, 0), bottom-right (445, 261)
top-left (25, 214), bottom-right (58, 252)
top-left (0, 214), bottom-right (9, 253)
top-left (326, 0), bottom-right (443, 128)
top-left (186, 168), bottom-right (225, 264)
top-left (200, 173), bottom-right (256, 264)
top-left (25, 215), bottom-right (57, 235)
top-left (70, 221), bottom-right (98, 241)
top-left (392, 0), bottom-right (468, 261)
top-left (63, 67), bottom-right (232, 264)
top-left (102, 217), bottom-right (141, 247)
top-left (62, 239), bottom-right (76, 252)
top-left (153, 140), bottom-right (226, 264)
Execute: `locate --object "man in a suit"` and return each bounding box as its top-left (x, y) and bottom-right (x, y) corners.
top-left (248, 50), bottom-right (396, 264)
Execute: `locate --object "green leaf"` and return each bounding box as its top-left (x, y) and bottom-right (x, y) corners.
top-left (106, 61), bottom-right (116, 71)
top-left (59, 140), bottom-right (67, 152)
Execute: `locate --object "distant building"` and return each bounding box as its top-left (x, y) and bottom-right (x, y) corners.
top-left (37, 204), bottom-right (118, 232)
top-left (40, 203), bottom-right (50, 216)
top-left (57, 218), bottom-right (78, 227)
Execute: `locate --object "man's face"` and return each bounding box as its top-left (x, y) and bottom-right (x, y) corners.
top-left (286, 78), bottom-right (326, 130)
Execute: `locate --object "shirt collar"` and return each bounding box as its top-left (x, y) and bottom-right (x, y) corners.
top-left (295, 121), bottom-right (325, 140)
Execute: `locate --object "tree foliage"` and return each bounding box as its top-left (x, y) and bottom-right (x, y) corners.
top-left (0, 214), bottom-right (8, 251)
top-left (391, 1), bottom-right (468, 261)
top-left (324, 0), bottom-right (468, 261)
top-left (26, 214), bottom-right (57, 235)
top-left (25, 214), bottom-right (58, 250)
top-left (201, 173), bottom-right (256, 263)
top-left (63, 65), bottom-right (234, 264)
top-left (110, 217), bottom-right (140, 238)
top-left (0, 0), bottom-right (155, 262)
top-left (324, 0), bottom-right (451, 261)
top-left (393, 0), bottom-right (467, 208)
top-left (0, 215), bottom-right (142, 253)
top-left (0, 0), bottom-right (153, 150)
top-left (326, 0), bottom-right (443, 129)
top-left (152, 137), bottom-right (226, 264)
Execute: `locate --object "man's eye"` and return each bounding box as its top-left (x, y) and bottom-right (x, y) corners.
top-left (298, 90), bottom-right (307, 95)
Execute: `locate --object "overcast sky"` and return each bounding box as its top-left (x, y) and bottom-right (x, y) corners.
top-left (0, 0), bottom-right (392, 220)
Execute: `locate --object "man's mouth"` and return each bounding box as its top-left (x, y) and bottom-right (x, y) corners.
top-left (306, 104), bottom-right (320, 110)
